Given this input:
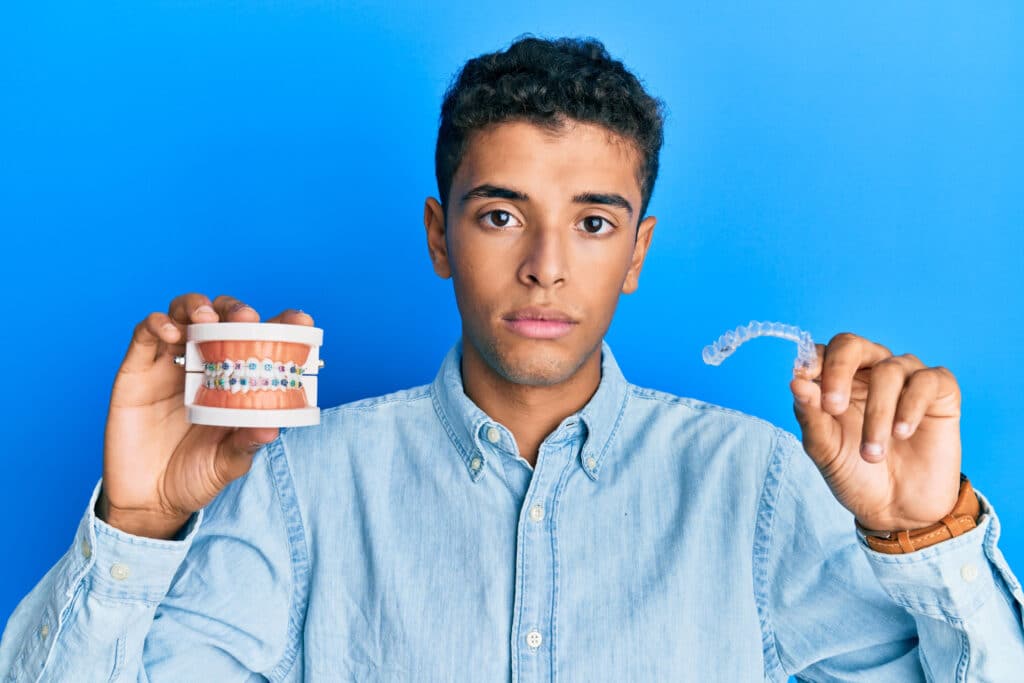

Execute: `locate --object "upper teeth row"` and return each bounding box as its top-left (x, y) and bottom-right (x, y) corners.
top-left (203, 358), bottom-right (304, 392)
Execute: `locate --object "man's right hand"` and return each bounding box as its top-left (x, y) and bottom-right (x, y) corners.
top-left (97, 293), bottom-right (315, 539)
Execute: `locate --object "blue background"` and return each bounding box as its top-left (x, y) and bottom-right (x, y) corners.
top-left (2, 0), bottom-right (1021, 659)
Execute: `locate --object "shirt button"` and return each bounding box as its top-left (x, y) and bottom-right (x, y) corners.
top-left (526, 629), bottom-right (543, 649)
top-left (110, 563), bottom-right (131, 581)
top-left (470, 457), bottom-right (482, 471)
top-left (961, 563), bottom-right (979, 583)
top-left (486, 426), bottom-right (501, 444)
top-left (81, 537), bottom-right (92, 559)
top-left (529, 504), bottom-right (545, 522)
top-left (39, 623), bottom-right (49, 639)
top-left (586, 456), bottom-right (597, 470)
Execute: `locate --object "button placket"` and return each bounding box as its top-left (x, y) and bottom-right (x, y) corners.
top-left (511, 441), bottom-right (575, 680)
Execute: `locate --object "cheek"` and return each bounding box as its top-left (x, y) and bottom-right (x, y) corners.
top-left (449, 246), bottom-right (504, 315)
top-left (450, 231), bottom-right (506, 281)
top-left (580, 241), bottom-right (632, 286)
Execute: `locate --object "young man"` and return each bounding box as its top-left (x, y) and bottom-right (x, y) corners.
top-left (3, 35), bottom-right (1023, 681)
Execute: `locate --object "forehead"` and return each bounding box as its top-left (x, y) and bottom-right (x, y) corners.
top-left (454, 119), bottom-right (642, 201)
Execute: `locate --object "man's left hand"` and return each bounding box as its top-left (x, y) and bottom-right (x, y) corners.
top-left (789, 332), bottom-right (962, 531)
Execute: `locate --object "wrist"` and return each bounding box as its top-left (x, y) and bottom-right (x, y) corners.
top-left (855, 474), bottom-right (980, 554)
top-left (95, 488), bottom-right (192, 540)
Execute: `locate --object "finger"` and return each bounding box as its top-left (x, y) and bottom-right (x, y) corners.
top-left (789, 375), bottom-right (842, 469)
top-left (860, 355), bottom-right (921, 462)
top-left (213, 427), bottom-right (279, 487)
top-left (820, 333), bottom-right (893, 416)
top-left (168, 293), bottom-right (218, 327)
top-left (265, 308), bottom-right (315, 326)
top-left (212, 294), bottom-right (261, 323)
top-left (892, 366), bottom-right (946, 441)
top-left (121, 312), bottom-right (185, 373)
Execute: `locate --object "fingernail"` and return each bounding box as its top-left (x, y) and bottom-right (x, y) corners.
top-left (861, 441), bottom-right (883, 458)
top-left (894, 422), bottom-right (911, 437)
top-left (195, 304), bottom-right (216, 317)
top-left (161, 323), bottom-right (179, 336)
top-left (230, 301), bottom-right (252, 313)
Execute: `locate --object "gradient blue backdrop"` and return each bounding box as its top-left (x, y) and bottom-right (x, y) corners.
top-left (2, 1), bottom-right (1021, 651)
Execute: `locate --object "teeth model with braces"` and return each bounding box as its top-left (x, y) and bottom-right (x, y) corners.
top-left (179, 322), bottom-right (325, 428)
top-left (702, 320), bottom-right (818, 376)
top-left (202, 359), bottom-right (305, 392)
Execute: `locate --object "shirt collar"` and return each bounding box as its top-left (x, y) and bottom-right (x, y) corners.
top-left (430, 337), bottom-right (630, 483)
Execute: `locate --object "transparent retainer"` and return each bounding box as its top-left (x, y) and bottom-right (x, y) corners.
top-left (182, 322), bottom-right (324, 428)
top-left (702, 320), bottom-right (817, 377)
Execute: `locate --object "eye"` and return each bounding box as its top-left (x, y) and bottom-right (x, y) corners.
top-left (579, 215), bottom-right (615, 235)
top-left (479, 209), bottom-right (521, 229)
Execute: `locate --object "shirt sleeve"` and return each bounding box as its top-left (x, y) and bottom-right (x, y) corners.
top-left (0, 437), bottom-right (307, 682)
top-left (758, 428), bottom-right (1024, 682)
top-left (857, 487), bottom-right (1024, 678)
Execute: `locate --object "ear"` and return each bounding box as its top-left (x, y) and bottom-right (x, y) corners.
top-left (621, 215), bottom-right (657, 294)
top-left (424, 197), bottom-right (452, 279)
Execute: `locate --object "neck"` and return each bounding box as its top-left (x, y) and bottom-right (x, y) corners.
top-left (460, 334), bottom-right (602, 468)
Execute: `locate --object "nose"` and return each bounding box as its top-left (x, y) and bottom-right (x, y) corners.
top-left (517, 225), bottom-right (567, 288)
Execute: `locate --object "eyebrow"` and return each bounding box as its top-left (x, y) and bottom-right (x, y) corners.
top-left (459, 183), bottom-right (633, 219)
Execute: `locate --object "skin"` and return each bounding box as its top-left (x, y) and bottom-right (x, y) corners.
top-left (790, 340), bottom-right (963, 531)
top-left (423, 119), bottom-right (656, 468)
top-left (104, 118), bottom-right (964, 540)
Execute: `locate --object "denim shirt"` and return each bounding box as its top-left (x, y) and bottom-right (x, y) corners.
top-left (3, 338), bottom-right (1024, 681)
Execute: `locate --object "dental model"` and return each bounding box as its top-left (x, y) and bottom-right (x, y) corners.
top-left (177, 322), bottom-right (325, 428)
top-left (702, 320), bottom-right (817, 377)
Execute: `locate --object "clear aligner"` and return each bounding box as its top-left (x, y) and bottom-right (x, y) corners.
top-left (702, 321), bottom-right (817, 375)
top-left (203, 358), bottom-right (305, 393)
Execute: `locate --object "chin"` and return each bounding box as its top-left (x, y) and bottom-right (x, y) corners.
top-left (501, 354), bottom-right (574, 387)
top-left (475, 328), bottom-right (591, 387)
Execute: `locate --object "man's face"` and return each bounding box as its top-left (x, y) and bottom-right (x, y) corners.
top-left (424, 119), bottom-right (656, 387)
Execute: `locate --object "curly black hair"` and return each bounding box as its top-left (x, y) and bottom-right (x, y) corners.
top-left (434, 34), bottom-right (667, 225)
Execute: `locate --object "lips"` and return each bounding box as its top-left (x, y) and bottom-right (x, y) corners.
top-left (504, 306), bottom-right (576, 323)
top-left (502, 306), bottom-right (578, 340)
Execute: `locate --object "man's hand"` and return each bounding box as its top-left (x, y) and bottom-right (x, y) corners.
top-left (789, 332), bottom-right (962, 532)
top-left (100, 293), bottom-right (315, 539)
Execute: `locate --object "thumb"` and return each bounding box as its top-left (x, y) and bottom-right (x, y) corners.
top-left (789, 377), bottom-right (840, 466)
top-left (214, 427), bottom-right (279, 487)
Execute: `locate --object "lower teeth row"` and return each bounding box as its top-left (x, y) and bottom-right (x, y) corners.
top-left (203, 358), bottom-right (304, 393)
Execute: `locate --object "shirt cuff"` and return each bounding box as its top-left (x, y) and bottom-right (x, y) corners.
top-left (859, 488), bottom-right (1022, 621)
top-left (64, 478), bottom-right (205, 604)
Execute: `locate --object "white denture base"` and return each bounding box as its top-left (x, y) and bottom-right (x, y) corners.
top-left (187, 404), bottom-right (321, 428)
